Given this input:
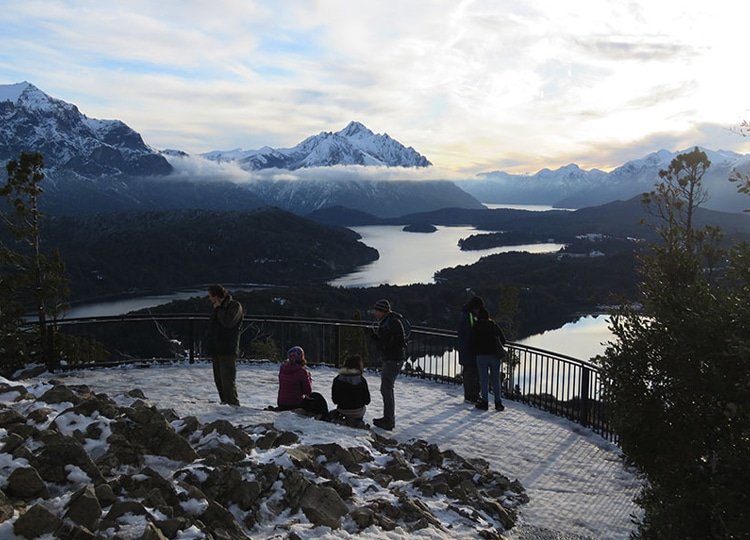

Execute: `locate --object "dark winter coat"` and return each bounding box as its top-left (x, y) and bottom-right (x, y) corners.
top-left (371, 312), bottom-right (406, 362)
top-left (471, 318), bottom-right (506, 356)
top-left (457, 306), bottom-right (477, 362)
top-left (277, 361), bottom-right (313, 407)
top-left (206, 295), bottom-right (243, 356)
top-left (331, 368), bottom-right (371, 410)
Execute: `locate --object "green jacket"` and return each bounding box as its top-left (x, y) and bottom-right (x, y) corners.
top-left (207, 295), bottom-right (244, 356)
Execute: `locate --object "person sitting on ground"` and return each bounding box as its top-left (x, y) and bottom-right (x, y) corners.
top-left (277, 346), bottom-right (312, 410)
top-left (330, 354), bottom-right (371, 425)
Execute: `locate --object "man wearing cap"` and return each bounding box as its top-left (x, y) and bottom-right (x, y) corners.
top-left (369, 298), bottom-right (406, 430)
top-left (207, 284), bottom-right (244, 406)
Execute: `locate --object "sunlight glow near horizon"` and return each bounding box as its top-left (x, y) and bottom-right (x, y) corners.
top-left (1, 0), bottom-right (749, 175)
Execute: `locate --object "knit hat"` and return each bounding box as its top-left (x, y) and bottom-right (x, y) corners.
top-left (287, 346), bottom-right (305, 364)
top-left (372, 299), bottom-right (391, 312)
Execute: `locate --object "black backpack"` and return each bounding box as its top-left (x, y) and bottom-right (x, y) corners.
top-left (393, 312), bottom-right (412, 347)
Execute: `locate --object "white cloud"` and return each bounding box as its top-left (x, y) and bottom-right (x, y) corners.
top-left (2, 0), bottom-right (750, 173)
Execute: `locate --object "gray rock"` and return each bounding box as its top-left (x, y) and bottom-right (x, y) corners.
top-left (2, 432), bottom-right (26, 453)
top-left (383, 452), bottom-right (416, 481)
top-left (33, 440), bottom-right (105, 485)
top-left (0, 489), bottom-right (14, 523)
top-left (200, 500), bottom-right (250, 539)
top-left (299, 484), bottom-right (348, 529)
top-left (313, 443), bottom-right (360, 472)
top-left (26, 407), bottom-right (53, 424)
top-left (13, 503), bottom-right (61, 538)
top-left (350, 507), bottom-right (375, 529)
top-left (6, 466), bottom-right (49, 500)
top-left (0, 408), bottom-right (26, 427)
top-left (65, 484), bottom-right (102, 531)
top-left (197, 441), bottom-right (246, 464)
top-left (95, 483), bottom-right (117, 506)
top-left (153, 517), bottom-right (191, 538)
top-left (201, 420), bottom-right (255, 450)
top-left (39, 385), bottom-right (81, 405)
top-left (104, 500), bottom-right (148, 521)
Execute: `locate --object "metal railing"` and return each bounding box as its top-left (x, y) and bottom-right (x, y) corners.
top-left (32, 313), bottom-right (616, 443)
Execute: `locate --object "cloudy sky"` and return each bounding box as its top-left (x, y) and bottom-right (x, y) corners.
top-left (2, 0), bottom-right (749, 174)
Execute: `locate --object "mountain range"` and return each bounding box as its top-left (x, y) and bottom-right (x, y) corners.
top-left (459, 149), bottom-right (750, 213)
top-left (1, 81), bottom-right (749, 217)
top-left (202, 120), bottom-right (431, 170)
top-left (0, 82), bottom-right (473, 217)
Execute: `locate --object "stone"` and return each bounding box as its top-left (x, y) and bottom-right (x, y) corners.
top-left (104, 500), bottom-right (148, 521)
top-left (154, 517), bottom-right (191, 538)
top-left (6, 466), bottom-right (49, 499)
top-left (313, 443), bottom-right (360, 472)
top-left (0, 408), bottom-right (26, 427)
top-left (39, 384), bottom-right (81, 405)
top-left (95, 483), bottom-right (117, 506)
top-left (200, 500), bottom-right (250, 539)
top-left (0, 489), bottom-right (14, 523)
top-left (13, 503), bottom-right (61, 538)
top-left (197, 441), bottom-right (246, 464)
top-left (350, 507), bottom-right (375, 529)
top-left (33, 440), bottom-right (105, 485)
top-left (2, 432), bottom-right (26, 453)
top-left (299, 484), bottom-right (348, 529)
top-left (65, 484), bottom-right (102, 531)
top-left (26, 407), bottom-right (53, 424)
top-left (201, 420), bottom-right (255, 450)
top-left (382, 452), bottom-right (416, 481)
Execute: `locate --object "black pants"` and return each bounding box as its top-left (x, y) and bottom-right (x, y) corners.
top-left (212, 355), bottom-right (239, 405)
top-left (461, 354), bottom-right (480, 401)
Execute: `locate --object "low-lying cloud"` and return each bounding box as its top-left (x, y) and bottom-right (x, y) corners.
top-left (164, 153), bottom-right (473, 184)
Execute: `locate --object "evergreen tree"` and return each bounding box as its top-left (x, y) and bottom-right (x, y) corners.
top-left (1, 152), bottom-right (70, 371)
top-left (598, 148), bottom-right (750, 539)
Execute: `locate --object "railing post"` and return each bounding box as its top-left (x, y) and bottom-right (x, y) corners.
top-left (580, 366), bottom-right (590, 427)
top-left (188, 319), bottom-right (195, 364)
top-left (334, 325), bottom-right (341, 367)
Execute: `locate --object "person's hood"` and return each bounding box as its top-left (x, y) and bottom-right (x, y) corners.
top-left (280, 361), bottom-right (304, 375)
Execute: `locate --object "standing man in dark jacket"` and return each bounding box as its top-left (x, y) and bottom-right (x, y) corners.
top-left (457, 295), bottom-right (483, 404)
top-left (369, 299), bottom-right (405, 430)
top-left (207, 284), bottom-right (244, 406)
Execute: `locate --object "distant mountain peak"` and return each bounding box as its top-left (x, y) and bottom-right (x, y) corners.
top-left (0, 81), bottom-right (34, 103)
top-left (0, 81), bottom-right (171, 177)
top-left (202, 121), bottom-right (431, 170)
top-left (337, 120), bottom-right (373, 137)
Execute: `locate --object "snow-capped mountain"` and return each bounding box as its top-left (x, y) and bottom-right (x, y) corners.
top-left (459, 148), bottom-right (750, 213)
top-left (0, 82), bottom-right (171, 177)
top-left (202, 121), bottom-right (432, 170)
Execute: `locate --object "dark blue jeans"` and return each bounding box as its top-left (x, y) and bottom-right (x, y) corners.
top-left (380, 360), bottom-right (403, 423)
top-left (476, 354), bottom-right (502, 404)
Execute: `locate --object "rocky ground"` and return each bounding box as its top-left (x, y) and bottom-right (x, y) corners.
top-left (0, 378), bottom-right (528, 539)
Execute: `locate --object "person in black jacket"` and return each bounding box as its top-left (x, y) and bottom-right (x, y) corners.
top-left (369, 299), bottom-right (405, 430)
top-left (331, 354), bottom-right (371, 425)
top-left (206, 284), bottom-right (244, 406)
top-left (457, 295), bottom-right (483, 403)
top-left (470, 307), bottom-right (507, 411)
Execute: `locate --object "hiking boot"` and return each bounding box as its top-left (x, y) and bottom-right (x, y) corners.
top-left (475, 400), bottom-right (489, 411)
top-left (495, 401), bottom-right (505, 411)
top-left (373, 417), bottom-right (395, 430)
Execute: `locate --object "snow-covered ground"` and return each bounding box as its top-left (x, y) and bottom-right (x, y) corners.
top-left (21, 361), bottom-right (640, 539)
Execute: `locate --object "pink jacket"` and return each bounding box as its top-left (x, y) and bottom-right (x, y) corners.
top-left (277, 361), bottom-right (312, 407)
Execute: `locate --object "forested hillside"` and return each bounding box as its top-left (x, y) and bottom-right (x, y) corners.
top-left (39, 208), bottom-right (378, 301)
